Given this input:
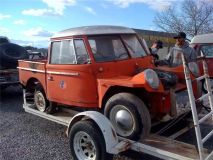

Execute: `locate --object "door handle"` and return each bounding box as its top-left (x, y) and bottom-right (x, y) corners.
top-left (47, 76), bottom-right (54, 81)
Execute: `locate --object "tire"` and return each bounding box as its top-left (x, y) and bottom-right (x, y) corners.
top-left (34, 85), bottom-right (55, 113)
top-left (69, 120), bottom-right (113, 160)
top-left (0, 43), bottom-right (28, 69)
top-left (104, 93), bottom-right (151, 140)
top-left (34, 85), bottom-right (48, 112)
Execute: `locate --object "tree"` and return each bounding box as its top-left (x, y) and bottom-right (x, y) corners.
top-left (154, 0), bottom-right (213, 37)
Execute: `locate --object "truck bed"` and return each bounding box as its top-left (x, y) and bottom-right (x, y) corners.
top-left (18, 59), bottom-right (47, 90)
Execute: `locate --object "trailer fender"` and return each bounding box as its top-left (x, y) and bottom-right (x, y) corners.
top-left (67, 111), bottom-right (122, 154)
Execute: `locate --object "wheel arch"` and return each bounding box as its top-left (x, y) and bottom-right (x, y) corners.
top-left (25, 77), bottom-right (45, 93)
top-left (101, 86), bottom-right (147, 109)
top-left (67, 111), bottom-right (121, 154)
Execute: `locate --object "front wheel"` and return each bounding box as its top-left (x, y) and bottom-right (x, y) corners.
top-left (69, 120), bottom-right (113, 160)
top-left (104, 93), bottom-right (151, 140)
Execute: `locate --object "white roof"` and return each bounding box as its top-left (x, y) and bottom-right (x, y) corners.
top-left (52, 25), bottom-right (136, 38)
top-left (191, 33), bottom-right (213, 44)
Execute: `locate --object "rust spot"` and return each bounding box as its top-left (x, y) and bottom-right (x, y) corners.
top-left (118, 141), bottom-right (131, 152)
top-left (29, 63), bottom-right (39, 69)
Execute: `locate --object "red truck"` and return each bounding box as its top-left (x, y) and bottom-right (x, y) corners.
top-left (18, 26), bottom-right (201, 140)
top-left (190, 33), bottom-right (213, 93)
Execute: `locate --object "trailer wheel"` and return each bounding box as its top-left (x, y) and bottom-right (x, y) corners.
top-left (104, 93), bottom-right (151, 140)
top-left (69, 120), bottom-right (113, 160)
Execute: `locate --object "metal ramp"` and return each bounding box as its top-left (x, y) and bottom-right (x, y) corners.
top-left (181, 54), bottom-right (213, 160)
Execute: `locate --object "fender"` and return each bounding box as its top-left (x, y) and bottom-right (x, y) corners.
top-left (67, 111), bottom-right (124, 154)
top-left (97, 72), bottom-right (164, 107)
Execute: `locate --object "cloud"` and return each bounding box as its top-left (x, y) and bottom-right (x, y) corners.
top-left (109, 0), bottom-right (176, 11)
top-left (84, 7), bottom-right (96, 15)
top-left (22, 9), bottom-right (57, 16)
top-left (24, 27), bottom-right (54, 37)
top-left (22, 0), bottom-right (76, 16)
top-left (42, 0), bottom-right (76, 15)
top-left (0, 13), bottom-right (11, 20)
top-left (20, 27), bottom-right (53, 47)
top-left (13, 19), bottom-right (26, 25)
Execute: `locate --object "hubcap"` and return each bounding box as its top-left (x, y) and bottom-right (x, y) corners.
top-left (34, 91), bottom-right (46, 112)
top-left (74, 131), bottom-right (96, 160)
top-left (109, 105), bottom-right (135, 137)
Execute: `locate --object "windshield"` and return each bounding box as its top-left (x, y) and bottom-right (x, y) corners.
top-left (88, 34), bottom-right (146, 62)
top-left (88, 35), bottom-right (129, 62)
top-left (121, 35), bottom-right (146, 58)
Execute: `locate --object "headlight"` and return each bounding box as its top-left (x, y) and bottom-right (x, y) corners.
top-left (144, 69), bottom-right (160, 89)
top-left (188, 62), bottom-right (200, 77)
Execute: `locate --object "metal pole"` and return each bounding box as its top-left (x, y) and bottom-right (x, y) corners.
top-left (181, 54), bottom-right (204, 160)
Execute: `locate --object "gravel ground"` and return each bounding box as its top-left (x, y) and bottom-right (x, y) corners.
top-left (0, 86), bottom-right (212, 160)
top-left (0, 87), bottom-right (159, 160)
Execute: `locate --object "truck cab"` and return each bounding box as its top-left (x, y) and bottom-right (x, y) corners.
top-left (190, 33), bottom-right (213, 93)
top-left (18, 26), bottom-right (201, 140)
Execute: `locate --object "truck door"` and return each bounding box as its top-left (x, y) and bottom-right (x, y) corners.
top-left (46, 38), bottom-right (98, 108)
top-left (201, 44), bottom-right (213, 77)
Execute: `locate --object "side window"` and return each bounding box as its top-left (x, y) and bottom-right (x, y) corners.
top-left (201, 45), bottom-right (213, 57)
top-left (50, 40), bottom-right (76, 64)
top-left (74, 39), bottom-right (89, 64)
top-left (60, 40), bottom-right (76, 64)
top-left (51, 41), bottom-right (61, 64)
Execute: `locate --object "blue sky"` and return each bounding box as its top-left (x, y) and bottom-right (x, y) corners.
top-left (0, 0), bottom-right (179, 48)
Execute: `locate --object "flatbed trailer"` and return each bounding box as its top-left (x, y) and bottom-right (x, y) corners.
top-left (23, 94), bottom-right (212, 160)
top-left (21, 54), bottom-right (213, 160)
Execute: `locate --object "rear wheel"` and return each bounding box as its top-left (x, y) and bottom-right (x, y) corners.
top-left (104, 93), bottom-right (151, 140)
top-left (69, 120), bottom-right (113, 160)
top-left (34, 85), bottom-right (55, 113)
top-left (34, 85), bottom-right (49, 112)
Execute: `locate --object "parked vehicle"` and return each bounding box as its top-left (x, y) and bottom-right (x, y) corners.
top-left (190, 33), bottom-right (213, 93)
top-left (0, 36), bottom-right (28, 90)
top-left (18, 26), bottom-right (201, 140)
